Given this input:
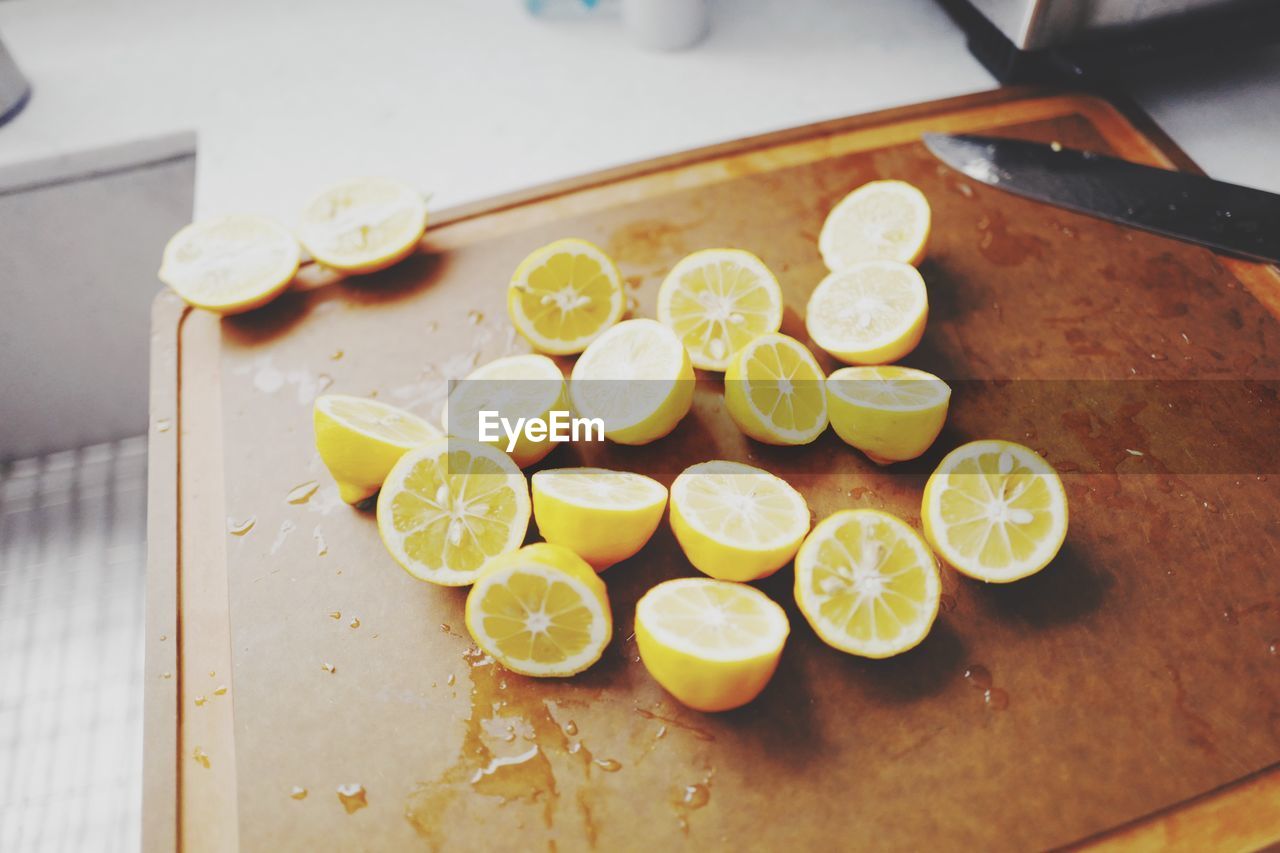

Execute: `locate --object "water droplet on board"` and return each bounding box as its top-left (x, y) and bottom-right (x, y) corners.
top-left (680, 783), bottom-right (710, 809)
top-left (593, 758), bottom-right (622, 773)
top-left (329, 611), bottom-right (341, 620)
top-left (290, 786), bottom-right (308, 800)
top-left (467, 310), bottom-right (484, 325)
top-left (161, 672), bottom-right (172, 680)
top-left (227, 517), bottom-right (256, 536)
top-left (331, 349), bottom-right (344, 361)
top-left (195, 696), bottom-right (208, 707)
top-left (563, 720), bottom-right (578, 737)
top-left (984, 688), bottom-right (1009, 711)
top-left (214, 685), bottom-right (228, 696)
top-left (155, 419), bottom-right (172, 433)
top-left (337, 783), bottom-right (368, 813)
top-left (349, 617), bottom-right (361, 629)
top-left (939, 594), bottom-right (957, 613)
top-left (963, 664), bottom-right (992, 690)
top-left (1268, 640), bottom-right (1279, 656)
top-left (287, 481), bottom-right (320, 504)
top-left (672, 771), bottom-right (714, 834)
top-left (313, 526), bottom-right (328, 556)
top-left (193, 748), bottom-right (210, 768)
top-left (322, 662), bottom-right (336, 674)
top-left (447, 674), bottom-right (456, 687)
top-left (270, 520), bottom-right (296, 555)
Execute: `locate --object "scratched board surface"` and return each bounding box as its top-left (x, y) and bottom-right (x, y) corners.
top-left (210, 99), bottom-right (1280, 851)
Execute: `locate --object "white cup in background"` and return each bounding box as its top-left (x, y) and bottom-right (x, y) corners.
top-left (622, 0), bottom-right (710, 51)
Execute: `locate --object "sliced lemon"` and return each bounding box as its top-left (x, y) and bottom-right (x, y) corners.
top-left (568, 318), bottom-right (694, 445)
top-left (377, 438), bottom-right (530, 586)
top-left (635, 578), bottom-right (789, 712)
top-left (531, 468), bottom-right (667, 571)
top-left (445, 354), bottom-right (567, 468)
top-left (297, 177), bottom-right (427, 273)
top-left (827, 365), bottom-right (950, 464)
top-left (669, 460), bottom-right (809, 582)
top-left (805, 260), bottom-right (928, 365)
top-left (158, 214), bottom-right (300, 314)
top-left (465, 543), bottom-right (611, 677)
top-left (819, 179), bottom-right (931, 270)
top-left (922, 440), bottom-right (1068, 583)
top-left (724, 332), bottom-right (828, 445)
top-left (656, 248), bottom-right (783, 371)
top-left (508, 238), bottom-right (625, 356)
top-left (313, 394), bottom-right (442, 504)
top-left (795, 509), bottom-right (940, 658)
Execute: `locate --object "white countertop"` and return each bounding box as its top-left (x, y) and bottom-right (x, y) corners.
top-left (1, 0), bottom-right (1278, 220)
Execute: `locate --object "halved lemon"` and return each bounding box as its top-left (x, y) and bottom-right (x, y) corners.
top-left (805, 261), bottom-right (928, 365)
top-left (465, 543), bottom-right (612, 677)
top-left (376, 438), bottom-right (530, 586)
top-left (297, 177), bottom-right (427, 273)
top-left (635, 578), bottom-right (789, 712)
top-left (568, 319), bottom-right (694, 445)
top-left (314, 394), bottom-right (442, 504)
top-left (656, 249), bottom-right (784, 371)
top-left (669, 460), bottom-right (809, 582)
top-left (508, 238), bottom-right (625, 356)
top-left (724, 332), bottom-right (828, 445)
top-left (819, 179), bottom-right (931, 270)
top-left (158, 214), bottom-right (300, 314)
top-left (795, 509), bottom-right (940, 658)
top-left (922, 440), bottom-right (1068, 583)
top-left (827, 365), bottom-right (950, 464)
top-left (531, 468), bottom-right (667, 570)
top-left (445, 354), bottom-right (567, 468)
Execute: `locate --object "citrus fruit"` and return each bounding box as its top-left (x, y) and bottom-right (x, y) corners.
top-left (445, 354), bottom-right (567, 468)
top-left (313, 394), bottom-right (442, 504)
top-left (656, 248), bottom-right (784, 371)
top-left (376, 438), bottom-right (530, 586)
top-left (794, 509), bottom-right (940, 658)
top-left (635, 577), bottom-right (790, 712)
top-left (724, 332), bottom-right (828, 445)
top-left (826, 365), bottom-right (950, 464)
top-left (465, 543), bottom-right (611, 677)
top-left (158, 214), bottom-right (299, 314)
top-left (818, 179), bottom-right (931, 270)
top-left (922, 440), bottom-right (1068, 583)
top-left (568, 318), bottom-right (695, 445)
top-left (669, 460), bottom-right (809, 582)
top-left (507, 238), bottom-right (625, 356)
top-left (805, 260), bottom-right (928, 365)
top-left (531, 468), bottom-right (667, 570)
top-left (297, 177), bottom-right (427, 273)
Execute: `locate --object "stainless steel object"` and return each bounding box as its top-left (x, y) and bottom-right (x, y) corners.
top-left (963, 0), bottom-right (1267, 51)
top-left (923, 133), bottom-right (1280, 264)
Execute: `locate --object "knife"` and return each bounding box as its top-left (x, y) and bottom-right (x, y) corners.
top-left (921, 133), bottom-right (1280, 264)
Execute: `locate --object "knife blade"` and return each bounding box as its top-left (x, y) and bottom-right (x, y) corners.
top-left (921, 133), bottom-right (1280, 264)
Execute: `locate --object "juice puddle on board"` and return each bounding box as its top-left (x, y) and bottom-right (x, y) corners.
top-left (404, 644), bottom-right (721, 845)
top-left (404, 647), bottom-right (598, 845)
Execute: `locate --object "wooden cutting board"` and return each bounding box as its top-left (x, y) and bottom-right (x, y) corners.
top-left (143, 89), bottom-right (1280, 852)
